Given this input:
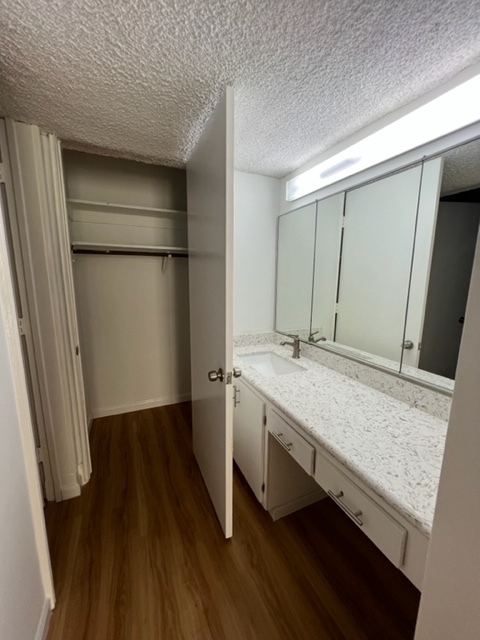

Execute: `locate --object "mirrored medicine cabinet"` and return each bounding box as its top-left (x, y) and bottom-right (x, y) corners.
top-left (275, 136), bottom-right (480, 392)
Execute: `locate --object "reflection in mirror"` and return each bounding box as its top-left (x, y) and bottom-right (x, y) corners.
top-left (310, 193), bottom-right (344, 342)
top-left (275, 203), bottom-right (316, 339)
top-left (402, 137), bottom-right (480, 387)
top-left (334, 165), bottom-right (425, 368)
top-left (276, 137), bottom-right (479, 392)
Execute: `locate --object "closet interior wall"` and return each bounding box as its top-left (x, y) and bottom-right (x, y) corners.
top-left (63, 151), bottom-right (191, 420)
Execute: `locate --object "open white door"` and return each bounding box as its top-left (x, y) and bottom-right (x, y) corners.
top-left (187, 88), bottom-right (235, 538)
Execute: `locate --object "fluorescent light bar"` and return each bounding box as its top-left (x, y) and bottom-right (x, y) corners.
top-left (286, 73), bottom-right (480, 201)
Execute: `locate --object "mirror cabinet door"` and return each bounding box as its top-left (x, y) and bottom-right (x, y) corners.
top-left (275, 203), bottom-right (316, 338)
top-left (310, 193), bottom-right (345, 342)
top-left (334, 165), bottom-right (423, 367)
top-left (401, 158), bottom-right (444, 371)
top-left (400, 137), bottom-right (480, 388)
top-left (276, 135), bottom-right (480, 392)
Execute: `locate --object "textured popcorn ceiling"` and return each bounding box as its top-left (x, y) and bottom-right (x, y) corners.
top-left (0, 0), bottom-right (480, 177)
top-left (441, 138), bottom-right (480, 196)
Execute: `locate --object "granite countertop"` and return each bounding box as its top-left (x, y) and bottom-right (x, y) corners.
top-left (234, 343), bottom-right (448, 537)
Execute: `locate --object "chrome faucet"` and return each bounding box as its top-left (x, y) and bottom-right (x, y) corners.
top-left (280, 334), bottom-right (301, 359)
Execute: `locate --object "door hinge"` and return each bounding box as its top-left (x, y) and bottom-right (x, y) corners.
top-left (263, 414), bottom-right (267, 426)
top-left (35, 447), bottom-right (44, 464)
top-left (18, 317), bottom-right (28, 336)
top-left (261, 483), bottom-right (265, 493)
top-left (0, 162), bottom-right (5, 184)
top-left (233, 385), bottom-right (240, 408)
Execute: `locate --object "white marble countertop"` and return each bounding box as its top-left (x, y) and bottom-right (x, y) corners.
top-left (234, 342), bottom-right (448, 537)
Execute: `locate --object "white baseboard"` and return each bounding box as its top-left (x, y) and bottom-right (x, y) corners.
top-left (92, 393), bottom-right (192, 419)
top-left (60, 483), bottom-right (82, 500)
top-left (268, 489), bottom-right (325, 521)
top-left (35, 598), bottom-right (52, 640)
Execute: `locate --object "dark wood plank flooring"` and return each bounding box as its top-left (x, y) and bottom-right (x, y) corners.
top-left (45, 403), bottom-right (420, 640)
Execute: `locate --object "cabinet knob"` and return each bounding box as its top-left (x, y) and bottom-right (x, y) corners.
top-left (233, 367), bottom-right (242, 378)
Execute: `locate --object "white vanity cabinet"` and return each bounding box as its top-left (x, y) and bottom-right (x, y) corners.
top-left (264, 400), bottom-right (429, 588)
top-left (314, 449), bottom-right (407, 568)
top-left (233, 378), bottom-right (265, 502)
top-left (233, 379), bottom-right (324, 515)
top-left (234, 358), bottom-right (431, 589)
top-left (313, 444), bottom-right (429, 589)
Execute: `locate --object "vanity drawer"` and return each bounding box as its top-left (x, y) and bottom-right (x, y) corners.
top-left (268, 410), bottom-right (315, 475)
top-left (314, 452), bottom-right (407, 567)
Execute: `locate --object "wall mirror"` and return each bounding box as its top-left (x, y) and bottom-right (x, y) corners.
top-left (400, 137), bottom-right (480, 388)
top-left (275, 202), bottom-right (316, 340)
top-left (310, 193), bottom-right (344, 343)
top-left (330, 163), bottom-right (430, 370)
top-left (275, 135), bottom-right (480, 392)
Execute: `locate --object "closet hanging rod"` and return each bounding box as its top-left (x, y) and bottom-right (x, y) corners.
top-left (72, 249), bottom-right (188, 258)
top-left (71, 242), bottom-right (188, 258)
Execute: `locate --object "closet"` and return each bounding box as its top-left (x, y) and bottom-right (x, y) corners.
top-left (0, 117), bottom-right (192, 503)
top-left (63, 151), bottom-right (191, 422)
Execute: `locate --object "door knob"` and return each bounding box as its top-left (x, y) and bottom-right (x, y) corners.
top-left (401, 340), bottom-right (414, 350)
top-left (233, 367), bottom-right (242, 378)
top-left (208, 368), bottom-right (225, 382)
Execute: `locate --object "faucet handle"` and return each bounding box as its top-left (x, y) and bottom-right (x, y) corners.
top-left (309, 331), bottom-right (326, 343)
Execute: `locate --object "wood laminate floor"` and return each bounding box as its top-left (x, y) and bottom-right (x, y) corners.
top-left (45, 403), bottom-right (420, 640)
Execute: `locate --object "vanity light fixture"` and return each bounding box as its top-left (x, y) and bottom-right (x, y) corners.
top-left (286, 72), bottom-right (480, 201)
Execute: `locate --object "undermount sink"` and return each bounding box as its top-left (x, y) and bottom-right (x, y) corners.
top-left (241, 351), bottom-right (305, 377)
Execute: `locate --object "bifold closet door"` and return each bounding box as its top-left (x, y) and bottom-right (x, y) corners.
top-left (4, 119), bottom-right (91, 500)
top-left (187, 88), bottom-right (234, 538)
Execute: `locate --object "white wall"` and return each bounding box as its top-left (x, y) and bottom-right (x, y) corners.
top-left (74, 254), bottom-right (190, 417)
top-left (63, 150), bottom-right (187, 211)
top-left (415, 232), bottom-right (480, 639)
top-left (0, 194), bottom-right (52, 638)
top-left (234, 171), bottom-right (280, 335)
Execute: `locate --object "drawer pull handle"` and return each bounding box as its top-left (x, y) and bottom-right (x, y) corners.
top-left (327, 490), bottom-right (364, 527)
top-left (271, 431), bottom-right (292, 452)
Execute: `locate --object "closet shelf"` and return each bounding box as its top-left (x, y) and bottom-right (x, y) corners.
top-left (66, 198), bottom-right (187, 218)
top-left (71, 242), bottom-right (188, 257)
